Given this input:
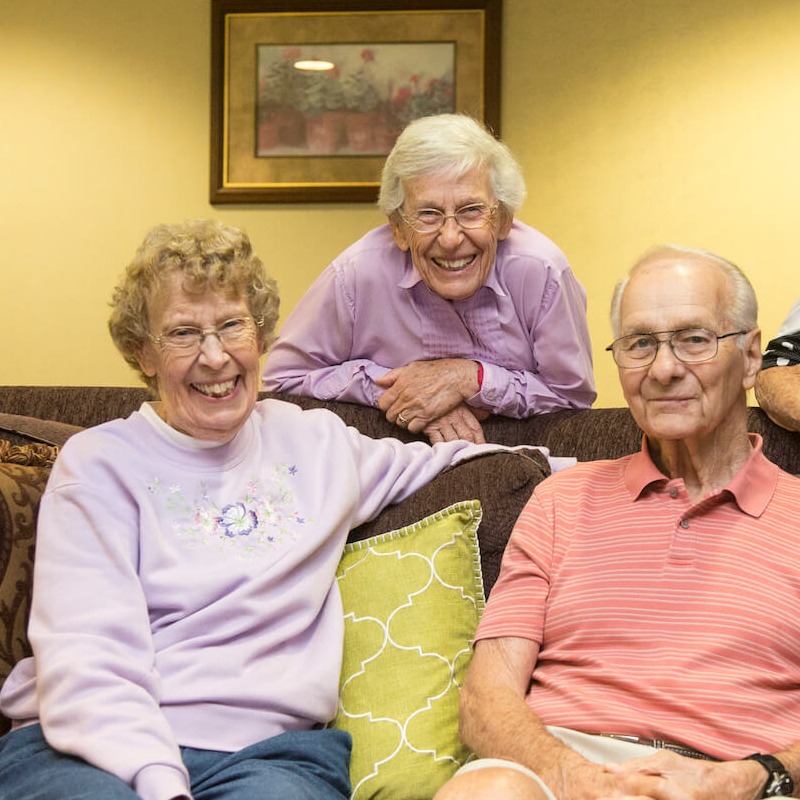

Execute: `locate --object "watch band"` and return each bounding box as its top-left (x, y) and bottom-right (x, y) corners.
top-left (744, 753), bottom-right (794, 797)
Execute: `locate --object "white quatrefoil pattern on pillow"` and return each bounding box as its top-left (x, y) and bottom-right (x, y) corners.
top-left (332, 500), bottom-right (485, 799)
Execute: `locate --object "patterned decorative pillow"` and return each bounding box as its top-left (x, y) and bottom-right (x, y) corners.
top-left (0, 442), bottom-right (55, 735)
top-left (332, 501), bottom-right (484, 799)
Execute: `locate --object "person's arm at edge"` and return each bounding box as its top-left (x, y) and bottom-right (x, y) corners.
top-left (754, 324), bottom-right (800, 431)
top-left (755, 365), bottom-right (800, 432)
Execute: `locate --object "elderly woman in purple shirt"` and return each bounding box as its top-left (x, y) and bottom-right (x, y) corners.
top-left (262, 114), bottom-right (596, 444)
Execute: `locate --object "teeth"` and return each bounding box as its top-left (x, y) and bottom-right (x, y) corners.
top-left (433, 256), bottom-right (474, 271)
top-left (193, 379), bottom-right (236, 398)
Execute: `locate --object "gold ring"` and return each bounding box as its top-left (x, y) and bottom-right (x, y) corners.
top-left (397, 413), bottom-right (408, 426)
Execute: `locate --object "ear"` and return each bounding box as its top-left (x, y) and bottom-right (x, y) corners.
top-left (495, 206), bottom-right (514, 241)
top-left (137, 343), bottom-right (159, 379)
top-left (742, 328), bottom-right (762, 391)
top-left (388, 213), bottom-right (410, 252)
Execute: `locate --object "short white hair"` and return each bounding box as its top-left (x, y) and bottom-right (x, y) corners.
top-left (609, 244), bottom-right (758, 337)
top-left (377, 114), bottom-right (526, 216)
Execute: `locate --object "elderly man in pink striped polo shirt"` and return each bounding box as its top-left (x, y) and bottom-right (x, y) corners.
top-left (435, 245), bottom-right (800, 800)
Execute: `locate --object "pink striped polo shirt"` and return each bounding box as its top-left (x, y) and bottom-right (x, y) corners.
top-left (477, 435), bottom-right (800, 760)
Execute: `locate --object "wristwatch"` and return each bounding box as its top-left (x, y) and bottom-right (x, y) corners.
top-left (744, 753), bottom-right (794, 797)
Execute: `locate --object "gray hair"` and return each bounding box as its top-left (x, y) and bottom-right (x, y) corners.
top-left (609, 244), bottom-right (758, 338)
top-left (377, 114), bottom-right (527, 216)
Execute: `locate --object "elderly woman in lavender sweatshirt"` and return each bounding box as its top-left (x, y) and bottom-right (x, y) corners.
top-left (262, 114), bottom-right (596, 445)
top-left (0, 220), bottom-right (501, 800)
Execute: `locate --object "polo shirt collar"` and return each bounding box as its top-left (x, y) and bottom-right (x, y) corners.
top-left (624, 433), bottom-right (777, 517)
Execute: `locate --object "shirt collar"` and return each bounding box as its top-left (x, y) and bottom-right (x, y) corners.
top-left (623, 433), bottom-right (778, 517)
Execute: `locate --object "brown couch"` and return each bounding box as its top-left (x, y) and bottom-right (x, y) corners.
top-left (1, 385), bottom-right (799, 741)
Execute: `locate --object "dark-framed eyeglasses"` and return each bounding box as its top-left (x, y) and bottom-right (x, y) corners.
top-left (148, 316), bottom-right (264, 355)
top-left (605, 328), bottom-right (747, 368)
top-left (398, 202), bottom-right (498, 234)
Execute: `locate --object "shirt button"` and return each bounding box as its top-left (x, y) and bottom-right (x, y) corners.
top-left (668, 487), bottom-right (678, 498)
top-left (679, 519), bottom-right (690, 529)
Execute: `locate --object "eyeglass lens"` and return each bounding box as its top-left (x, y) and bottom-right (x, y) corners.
top-left (406, 204), bottom-right (492, 232)
top-left (613, 329), bottom-right (719, 366)
top-left (158, 318), bottom-right (255, 352)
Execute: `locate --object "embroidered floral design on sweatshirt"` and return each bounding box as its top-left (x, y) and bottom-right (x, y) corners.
top-left (218, 502), bottom-right (258, 537)
top-left (146, 464), bottom-right (307, 557)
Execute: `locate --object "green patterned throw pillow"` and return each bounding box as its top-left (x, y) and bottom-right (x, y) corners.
top-left (333, 500), bottom-right (484, 799)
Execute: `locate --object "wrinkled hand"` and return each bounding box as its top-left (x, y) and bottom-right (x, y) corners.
top-left (600, 750), bottom-right (765, 800)
top-left (423, 404), bottom-right (487, 444)
top-left (376, 358), bottom-right (481, 432)
top-left (548, 755), bottom-right (664, 800)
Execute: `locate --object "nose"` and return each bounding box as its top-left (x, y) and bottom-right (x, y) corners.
top-left (647, 339), bottom-right (685, 383)
top-left (197, 332), bottom-right (229, 366)
top-left (436, 215), bottom-right (464, 247)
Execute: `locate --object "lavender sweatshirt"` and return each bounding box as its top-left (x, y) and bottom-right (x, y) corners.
top-left (0, 399), bottom-right (491, 800)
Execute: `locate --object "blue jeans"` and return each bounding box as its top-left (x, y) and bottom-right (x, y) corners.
top-left (0, 724), bottom-right (351, 800)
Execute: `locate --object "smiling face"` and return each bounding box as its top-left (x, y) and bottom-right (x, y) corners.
top-left (389, 167), bottom-right (513, 301)
top-left (137, 272), bottom-right (263, 442)
top-left (616, 258), bottom-right (761, 449)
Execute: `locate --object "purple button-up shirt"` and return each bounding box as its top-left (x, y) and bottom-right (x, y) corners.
top-left (263, 221), bottom-right (596, 417)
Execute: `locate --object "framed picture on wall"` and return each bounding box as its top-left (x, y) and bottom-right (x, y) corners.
top-left (210, 0), bottom-right (502, 204)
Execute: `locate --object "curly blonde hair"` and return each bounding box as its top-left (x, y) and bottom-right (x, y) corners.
top-left (108, 219), bottom-right (280, 391)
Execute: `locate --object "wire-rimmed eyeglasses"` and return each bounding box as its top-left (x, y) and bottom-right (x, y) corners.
top-left (148, 316), bottom-right (264, 355)
top-left (398, 203), bottom-right (498, 234)
top-left (605, 328), bottom-right (747, 369)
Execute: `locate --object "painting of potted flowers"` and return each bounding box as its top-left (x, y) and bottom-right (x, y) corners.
top-left (256, 42), bottom-right (455, 156)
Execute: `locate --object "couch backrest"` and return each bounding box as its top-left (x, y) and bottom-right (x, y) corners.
top-left (1, 386), bottom-right (799, 472)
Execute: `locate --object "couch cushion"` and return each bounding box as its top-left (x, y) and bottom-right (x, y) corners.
top-left (333, 501), bottom-right (483, 799)
top-left (0, 413), bottom-right (83, 448)
top-left (0, 442), bottom-right (57, 735)
top-left (349, 448), bottom-right (549, 596)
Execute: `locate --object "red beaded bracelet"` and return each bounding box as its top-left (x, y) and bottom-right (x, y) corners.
top-left (475, 361), bottom-right (484, 390)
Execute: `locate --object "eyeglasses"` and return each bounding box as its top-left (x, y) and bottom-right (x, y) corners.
top-left (399, 203), bottom-right (498, 234)
top-left (149, 316), bottom-right (263, 355)
top-left (606, 328), bottom-right (747, 368)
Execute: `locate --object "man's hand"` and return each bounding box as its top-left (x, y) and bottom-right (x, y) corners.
top-left (424, 404), bottom-right (487, 444)
top-left (376, 358), bottom-right (481, 432)
top-left (602, 749), bottom-right (767, 800)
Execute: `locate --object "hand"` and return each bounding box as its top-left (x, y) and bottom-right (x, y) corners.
top-left (603, 750), bottom-right (767, 800)
top-left (424, 404), bottom-right (488, 444)
top-left (376, 358), bottom-right (481, 432)
top-left (545, 754), bottom-right (665, 800)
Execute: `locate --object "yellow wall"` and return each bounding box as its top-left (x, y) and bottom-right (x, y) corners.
top-left (2, 0), bottom-right (799, 407)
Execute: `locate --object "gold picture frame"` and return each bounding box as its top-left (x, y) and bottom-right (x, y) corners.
top-left (210, 0), bottom-right (502, 203)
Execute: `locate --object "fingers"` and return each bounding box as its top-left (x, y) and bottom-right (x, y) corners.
top-left (426, 424), bottom-right (483, 444)
top-left (424, 406), bottom-right (486, 444)
top-left (374, 368), bottom-right (399, 388)
top-left (426, 427), bottom-right (445, 444)
top-left (390, 408), bottom-right (425, 433)
top-left (596, 796), bottom-right (658, 800)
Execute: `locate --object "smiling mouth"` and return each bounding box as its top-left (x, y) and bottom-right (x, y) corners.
top-left (651, 396), bottom-right (692, 405)
top-left (192, 377), bottom-right (238, 398)
top-left (432, 255), bottom-right (476, 272)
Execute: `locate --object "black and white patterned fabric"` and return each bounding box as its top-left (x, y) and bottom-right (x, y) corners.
top-left (762, 331), bottom-right (800, 369)
top-left (762, 298), bottom-right (800, 370)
